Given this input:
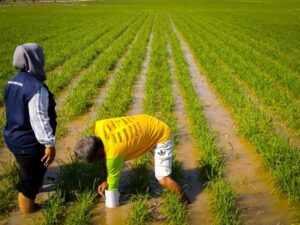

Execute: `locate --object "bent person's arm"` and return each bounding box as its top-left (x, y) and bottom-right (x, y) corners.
top-left (106, 156), bottom-right (124, 190)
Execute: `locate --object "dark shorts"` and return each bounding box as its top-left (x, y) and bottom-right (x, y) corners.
top-left (14, 146), bottom-right (47, 200)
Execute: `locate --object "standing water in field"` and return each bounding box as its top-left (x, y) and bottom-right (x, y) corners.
top-left (168, 42), bottom-right (213, 225)
top-left (171, 20), bottom-right (298, 224)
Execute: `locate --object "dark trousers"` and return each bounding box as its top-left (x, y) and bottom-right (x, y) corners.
top-left (14, 146), bottom-right (47, 200)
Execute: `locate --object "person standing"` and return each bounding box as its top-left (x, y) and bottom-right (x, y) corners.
top-left (3, 43), bottom-right (57, 214)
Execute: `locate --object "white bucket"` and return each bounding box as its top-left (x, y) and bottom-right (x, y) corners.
top-left (105, 189), bottom-right (120, 208)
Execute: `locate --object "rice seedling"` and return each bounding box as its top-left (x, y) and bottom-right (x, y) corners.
top-left (128, 154), bottom-right (153, 195)
top-left (56, 158), bottom-right (104, 201)
top-left (39, 191), bottom-right (65, 225)
top-left (0, 188), bottom-right (16, 214)
top-left (0, 160), bottom-right (19, 214)
top-left (0, 160), bottom-right (19, 187)
top-left (161, 191), bottom-right (188, 225)
top-left (209, 180), bottom-right (240, 225)
top-left (64, 191), bottom-right (97, 225)
top-left (127, 194), bottom-right (150, 225)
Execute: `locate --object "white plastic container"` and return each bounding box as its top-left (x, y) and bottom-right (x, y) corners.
top-left (105, 189), bottom-right (120, 208)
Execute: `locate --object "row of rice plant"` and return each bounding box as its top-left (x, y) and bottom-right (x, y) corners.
top-left (86, 13), bottom-right (153, 125)
top-left (179, 12), bottom-right (300, 137)
top-left (43, 15), bottom-right (116, 73)
top-left (165, 16), bottom-right (240, 225)
top-left (151, 15), bottom-right (187, 225)
top-left (204, 10), bottom-right (299, 64)
top-left (194, 12), bottom-right (300, 100)
top-left (88, 13), bottom-right (153, 223)
top-left (46, 13), bottom-right (142, 94)
top-left (0, 6), bottom-right (99, 54)
top-left (171, 12), bottom-right (300, 204)
top-left (0, 9), bottom-right (137, 79)
top-left (127, 13), bottom-right (187, 225)
top-left (39, 13), bottom-right (154, 225)
top-left (0, 11), bottom-right (119, 105)
top-left (56, 13), bottom-right (148, 136)
top-left (0, 7), bottom-right (92, 81)
top-left (59, 13), bottom-right (153, 225)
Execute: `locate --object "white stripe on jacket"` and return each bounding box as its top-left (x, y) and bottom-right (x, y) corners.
top-left (28, 86), bottom-right (55, 147)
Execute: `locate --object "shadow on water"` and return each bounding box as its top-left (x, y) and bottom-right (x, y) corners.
top-left (90, 164), bottom-right (206, 225)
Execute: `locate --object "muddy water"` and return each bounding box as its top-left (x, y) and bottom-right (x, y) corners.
top-left (0, 185), bottom-right (56, 225)
top-left (91, 198), bottom-right (167, 225)
top-left (168, 43), bottom-right (213, 225)
top-left (0, 210), bottom-right (43, 225)
top-left (171, 21), bottom-right (298, 224)
top-left (90, 195), bottom-right (131, 225)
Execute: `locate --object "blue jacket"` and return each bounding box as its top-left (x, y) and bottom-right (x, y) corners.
top-left (4, 72), bottom-right (57, 155)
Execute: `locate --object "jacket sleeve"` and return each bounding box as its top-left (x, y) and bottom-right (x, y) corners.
top-left (106, 156), bottom-right (124, 190)
top-left (28, 86), bottom-right (56, 147)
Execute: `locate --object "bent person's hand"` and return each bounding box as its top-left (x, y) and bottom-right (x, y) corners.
top-left (98, 181), bottom-right (108, 198)
top-left (41, 146), bottom-right (56, 167)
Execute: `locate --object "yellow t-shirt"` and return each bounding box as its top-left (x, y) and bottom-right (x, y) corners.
top-left (94, 114), bottom-right (171, 190)
top-left (94, 114), bottom-right (171, 160)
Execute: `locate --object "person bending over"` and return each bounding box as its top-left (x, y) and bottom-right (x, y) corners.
top-left (4, 43), bottom-right (57, 214)
top-left (75, 114), bottom-right (190, 207)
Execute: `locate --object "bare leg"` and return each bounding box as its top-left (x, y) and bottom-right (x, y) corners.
top-left (158, 176), bottom-right (191, 204)
top-left (18, 192), bottom-right (34, 214)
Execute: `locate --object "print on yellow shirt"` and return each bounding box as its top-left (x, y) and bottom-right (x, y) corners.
top-left (95, 114), bottom-right (171, 161)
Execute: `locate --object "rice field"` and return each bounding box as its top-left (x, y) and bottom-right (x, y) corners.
top-left (0, 0), bottom-right (299, 224)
